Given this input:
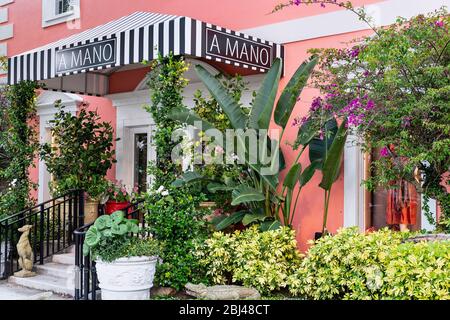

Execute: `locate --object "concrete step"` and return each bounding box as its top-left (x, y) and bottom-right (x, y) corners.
top-left (8, 274), bottom-right (73, 297)
top-left (35, 262), bottom-right (76, 279)
top-left (52, 252), bottom-right (75, 265)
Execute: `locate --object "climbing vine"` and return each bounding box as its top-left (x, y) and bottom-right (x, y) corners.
top-left (145, 53), bottom-right (189, 188)
top-left (144, 53), bottom-right (211, 290)
top-left (0, 81), bottom-right (40, 219)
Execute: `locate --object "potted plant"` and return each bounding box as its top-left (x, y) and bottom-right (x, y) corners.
top-left (40, 102), bottom-right (118, 224)
top-left (83, 211), bottom-right (160, 300)
top-left (104, 181), bottom-right (138, 215)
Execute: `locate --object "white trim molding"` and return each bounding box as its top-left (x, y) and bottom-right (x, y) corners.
top-left (241, 0), bottom-right (450, 43)
top-left (343, 134), bottom-right (366, 230)
top-left (36, 91), bottom-right (81, 203)
top-left (42, 0), bottom-right (80, 28)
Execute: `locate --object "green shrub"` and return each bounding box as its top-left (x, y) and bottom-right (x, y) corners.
top-left (288, 227), bottom-right (450, 300)
top-left (196, 225), bottom-right (302, 295)
top-left (145, 186), bottom-right (211, 290)
top-left (383, 241), bottom-right (450, 300)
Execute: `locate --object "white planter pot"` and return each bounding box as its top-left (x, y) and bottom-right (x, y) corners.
top-left (95, 256), bottom-right (157, 300)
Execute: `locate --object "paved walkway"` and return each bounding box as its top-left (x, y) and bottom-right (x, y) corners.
top-left (0, 281), bottom-right (71, 300)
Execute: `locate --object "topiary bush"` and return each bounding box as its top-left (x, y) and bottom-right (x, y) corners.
top-left (196, 225), bottom-right (302, 295)
top-left (288, 227), bottom-right (450, 300)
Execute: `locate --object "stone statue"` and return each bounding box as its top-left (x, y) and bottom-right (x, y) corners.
top-left (185, 283), bottom-right (261, 300)
top-left (14, 225), bottom-right (36, 278)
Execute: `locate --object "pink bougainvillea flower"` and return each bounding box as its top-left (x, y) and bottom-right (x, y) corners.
top-left (435, 20), bottom-right (444, 28)
top-left (380, 146), bottom-right (390, 158)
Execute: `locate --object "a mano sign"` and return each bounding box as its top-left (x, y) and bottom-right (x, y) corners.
top-left (205, 28), bottom-right (274, 70)
top-left (56, 38), bottom-right (116, 74)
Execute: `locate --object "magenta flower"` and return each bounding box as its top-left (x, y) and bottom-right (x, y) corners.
top-left (310, 97), bottom-right (323, 111)
top-left (435, 20), bottom-right (444, 28)
top-left (380, 147), bottom-right (390, 158)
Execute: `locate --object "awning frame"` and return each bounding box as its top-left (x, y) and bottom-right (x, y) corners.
top-left (8, 11), bottom-right (284, 92)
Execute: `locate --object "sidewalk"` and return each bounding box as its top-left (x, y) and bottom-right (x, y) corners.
top-left (0, 281), bottom-right (70, 300)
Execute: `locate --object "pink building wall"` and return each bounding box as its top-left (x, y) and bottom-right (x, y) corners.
top-left (5, 0), bottom-right (391, 249)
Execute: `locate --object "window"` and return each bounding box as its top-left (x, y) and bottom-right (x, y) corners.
top-left (134, 133), bottom-right (149, 193)
top-left (42, 0), bottom-right (80, 28)
top-left (56, 0), bottom-right (72, 16)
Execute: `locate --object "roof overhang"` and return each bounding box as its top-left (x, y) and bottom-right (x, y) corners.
top-left (8, 12), bottom-right (284, 96)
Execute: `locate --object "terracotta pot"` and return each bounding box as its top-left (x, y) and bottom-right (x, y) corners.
top-left (84, 198), bottom-right (99, 225)
top-left (105, 201), bottom-right (131, 215)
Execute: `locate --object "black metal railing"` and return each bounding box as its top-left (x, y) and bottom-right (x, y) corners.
top-left (73, 199), bottom-right (146, 300)
top-left (0, 190), bottom-right (84, 279)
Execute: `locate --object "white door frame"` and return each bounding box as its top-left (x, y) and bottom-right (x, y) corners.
top-left (36, 91), bottom-right (81, 203)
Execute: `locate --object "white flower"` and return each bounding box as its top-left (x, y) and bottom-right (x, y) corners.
top-left (136, 140), bottom-right (145, 151)
top-left (10, 179), bottom-right (17, 187)
top-left (156, 185), bottom-right (165, 194)
top-left (161, 190), bottom-right (169, 196)
top-left (215, 145), bottom-right (224, 155)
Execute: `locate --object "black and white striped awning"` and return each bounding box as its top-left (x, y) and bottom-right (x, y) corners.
top-left (8, 11), bottom-right (284, 87)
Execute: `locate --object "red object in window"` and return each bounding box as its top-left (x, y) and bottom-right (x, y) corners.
top-left (386, 180), bottom-right (418, 226)
top-left (105, 201), bottom-right (131, 215)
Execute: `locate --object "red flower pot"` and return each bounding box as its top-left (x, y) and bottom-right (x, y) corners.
top-left (105, 201), bottom-right (131, 215)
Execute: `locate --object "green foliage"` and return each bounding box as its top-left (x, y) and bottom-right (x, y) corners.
top-left (287, 228), bottom-right (450, 300)
top-left (191, 74), bottom-right (249, 210)
top-left (40, 102), bottom-right (116, 199)
top-left (83, 211), bottom-right (158, 262)
top-left (196, 225), bottom-right (302, 295)
top-left (145, 187), bottom-right (211, 290)
top-left (307, 8), bottom-right (450, 229)
top-left (170, 57), bottom-right (321, 230)
top-left (0, 81), bottom-right (39, 219)
top-left (146, 53), bottom-right (188, 188)
top-left (144, 53), bottom-right (212, 290)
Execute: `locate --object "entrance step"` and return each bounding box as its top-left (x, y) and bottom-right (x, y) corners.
top-left (7, 246), bottom-right (76, 297)
top-left (35, 262), bottom-right (76, 279)
top-left (8, 274), bottom-right (73, 296)
top-left (51, 252), bottom-right (75, 265)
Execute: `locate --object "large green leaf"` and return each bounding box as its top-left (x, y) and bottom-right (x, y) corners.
top-left (274, 56), bottom-right (318, 129)
top-left (231, 186), bottom-right (265, 206)
top-left (295, 118), bottom-right (318, 149)
top-left (283, 163), bottom-right (302, 189)
top-left (195, 65), bottom-right (247, 129)
top-left (169, 106), bottom-right (218, 133)
top-left (214, 211), bottom-right (247, 231)
top-left (299, 160), bottom-right (322, 186)
top-left (93, 215), bottom-right (111, 231)
top-left (207, 182), bottom-right (235, 193)
top-left (111, 223), bottom-right (128, 236)
top-left (172, 171), bottom-right (205, 187)
top-left (248, 59), bottom-right (282, 129)
top-left (85, 226), bottom-right (101, 248)
top-left (242, 212), bottom-right (267, 226)
top-left (110, 211), bottom-right (125, 224)
top-left (319, 120), bottom-right (348, 191)
top-left (260, 220), bottom-right (282, 231)
top-left (309, 118), bottom-right (338, 164)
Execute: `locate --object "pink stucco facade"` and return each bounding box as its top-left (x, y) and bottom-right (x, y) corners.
top-left (3, 0), bottom-right (438, 250)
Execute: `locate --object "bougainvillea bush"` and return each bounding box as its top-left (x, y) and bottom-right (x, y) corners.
top-left (288, 228), bottom-right (450, 300)
top-left (293, 8), bottom-right (450, 229)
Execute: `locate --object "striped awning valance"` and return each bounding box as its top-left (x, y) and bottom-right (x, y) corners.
top-left (8, 11), bottom-right (284, 85)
